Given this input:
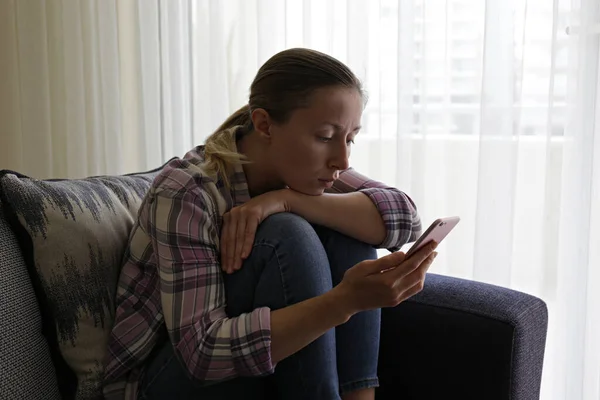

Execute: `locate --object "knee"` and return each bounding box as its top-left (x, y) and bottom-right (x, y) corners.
top-left (251, 214), bottom-right (332, 305)
top-left (256, 213), bottom-right (318, 247)
top-left (253, 213), bottom-right (329, 275)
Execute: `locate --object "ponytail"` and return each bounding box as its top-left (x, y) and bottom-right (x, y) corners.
top-left (203, 105), bottom-right (251, 189)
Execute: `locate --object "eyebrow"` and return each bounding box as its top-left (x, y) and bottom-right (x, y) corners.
top-left (322, 123), bottom-right (362, 133)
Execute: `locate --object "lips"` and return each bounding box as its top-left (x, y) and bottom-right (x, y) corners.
top-left (318, 178), bottom-right (335, 188)
top-left (319, 174), bottom-right (338, 182)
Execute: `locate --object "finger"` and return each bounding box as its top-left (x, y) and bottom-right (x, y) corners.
top-left (241, 217), bottom-right (259, 260)
top-left (396, 258), bottom-right (435, 303)
top-left (397, 275), bottom-right (427, 303)
top-left (412, 240), bottom-right (438, 260)
top-left (391, 241), bottom-right (438, 279)
top-left (360, 251), bottom-right (407, 276)
top-left (404, 252), bottom-right (436, 285)
top-left (233, 217), bottom-right (247, 270)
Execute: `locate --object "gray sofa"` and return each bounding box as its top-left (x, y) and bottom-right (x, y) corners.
top-left (0, 168), bottom-right (548, 400)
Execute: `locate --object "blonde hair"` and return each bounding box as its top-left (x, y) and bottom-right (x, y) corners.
top-left (203, 105), bottom-right (251, 189)
top-left (203, 48), bottom-right (363, 188)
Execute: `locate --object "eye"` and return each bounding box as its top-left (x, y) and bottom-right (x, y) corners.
top-left (318, 136), bottom-right (333, 142)
top-left (347, 139), bottom-right (355, 145)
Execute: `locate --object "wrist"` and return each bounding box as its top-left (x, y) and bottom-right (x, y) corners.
top-left (280, 188), bottom-right (300, 213)
top-left (321, 284), bottom-right (358, 325)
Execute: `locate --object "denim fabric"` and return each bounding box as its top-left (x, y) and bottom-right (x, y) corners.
top-left (139, 213), bottom-right (380, 400)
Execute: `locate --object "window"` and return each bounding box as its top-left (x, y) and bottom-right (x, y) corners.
top-left (373, 0), bottom-right (571, 137)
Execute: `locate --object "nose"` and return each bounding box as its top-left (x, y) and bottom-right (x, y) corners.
top-left (329, 142), bottom-right (350, 171)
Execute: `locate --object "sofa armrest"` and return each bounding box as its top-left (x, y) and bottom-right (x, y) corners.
top-left (0, 204), bottom-right (62, 399)
top-left (376, 273), bottom-right (548, 400)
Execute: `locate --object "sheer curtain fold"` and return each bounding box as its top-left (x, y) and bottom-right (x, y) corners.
top-left (0, 1), bottom-right (23, 171)
top-left (1, 1), bottom-right (599, 399)
top-left (0, 0), bottom-right (125, 178)
top-left (473, 0), bottom-right (519, 286)
top-left (554, 0), bottom-right (600, 396)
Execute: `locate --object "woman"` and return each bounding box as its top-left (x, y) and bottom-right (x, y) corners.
top-left (103, 48), bottom-right (435, 400)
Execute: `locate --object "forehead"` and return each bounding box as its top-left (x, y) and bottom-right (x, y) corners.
top-left (290, 86), bottom-right (363, 128)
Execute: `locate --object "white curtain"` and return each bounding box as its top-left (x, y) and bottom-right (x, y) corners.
top-left (1, 1), bottom-right (599, 399)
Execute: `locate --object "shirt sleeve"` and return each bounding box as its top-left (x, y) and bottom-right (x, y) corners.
top-left (327, 168), bottom-right (422, 251)
top-left (148, 187), bottom-right (274, 382)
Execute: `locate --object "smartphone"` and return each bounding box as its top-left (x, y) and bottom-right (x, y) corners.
top-left (405, 216), bottom-right (461, 258)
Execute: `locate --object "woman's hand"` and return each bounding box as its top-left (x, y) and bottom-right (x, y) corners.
top-left (221, 190), bottom-right (291, 274)
top-left (333, 241), bottom-right (439, 315)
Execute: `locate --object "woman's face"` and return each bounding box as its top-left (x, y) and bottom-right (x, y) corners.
top-left (266, 86), bottom-right (363, 196)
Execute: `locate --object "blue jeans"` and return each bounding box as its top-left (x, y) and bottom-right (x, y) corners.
top-left (139, 213), bottom-right (380, 400)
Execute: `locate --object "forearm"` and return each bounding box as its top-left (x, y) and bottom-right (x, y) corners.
top-left (285, 191), bottom-right (387, 245)
top-left (270, 287), bottom-right (352, 363)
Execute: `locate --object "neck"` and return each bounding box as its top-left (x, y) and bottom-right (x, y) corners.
top-left (237, 131), bottom-right (284, 197)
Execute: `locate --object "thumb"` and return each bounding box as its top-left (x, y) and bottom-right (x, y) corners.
top-left (359, 251), bottom-right (407, 276)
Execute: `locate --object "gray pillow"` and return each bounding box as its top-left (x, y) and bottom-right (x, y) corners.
top-left (0, 164), bottom-right (167, 400)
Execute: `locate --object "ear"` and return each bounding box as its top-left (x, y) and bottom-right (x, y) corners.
top-left (250, 109), bottom-right (272, 141)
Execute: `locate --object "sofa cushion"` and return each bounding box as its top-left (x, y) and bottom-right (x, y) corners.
top-left (0, 204), bottom-right (62, 400)
top-left (0, 165), bottom-right (167, 400)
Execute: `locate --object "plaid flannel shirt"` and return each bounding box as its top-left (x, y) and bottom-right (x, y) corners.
top-left (102, 144), bottom-right (421, 399)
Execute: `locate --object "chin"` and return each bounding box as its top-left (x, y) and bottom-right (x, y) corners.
top-left (287, 184), bottom-right (325, 196)
top-left (307, 188), bottom-right (326, 196)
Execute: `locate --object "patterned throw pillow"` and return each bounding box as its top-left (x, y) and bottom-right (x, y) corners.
top-left (0, 165), bottom-right (167, 400)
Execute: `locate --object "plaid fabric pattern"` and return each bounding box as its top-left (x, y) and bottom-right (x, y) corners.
top-left (103, 145), bottom-right (421, 399)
